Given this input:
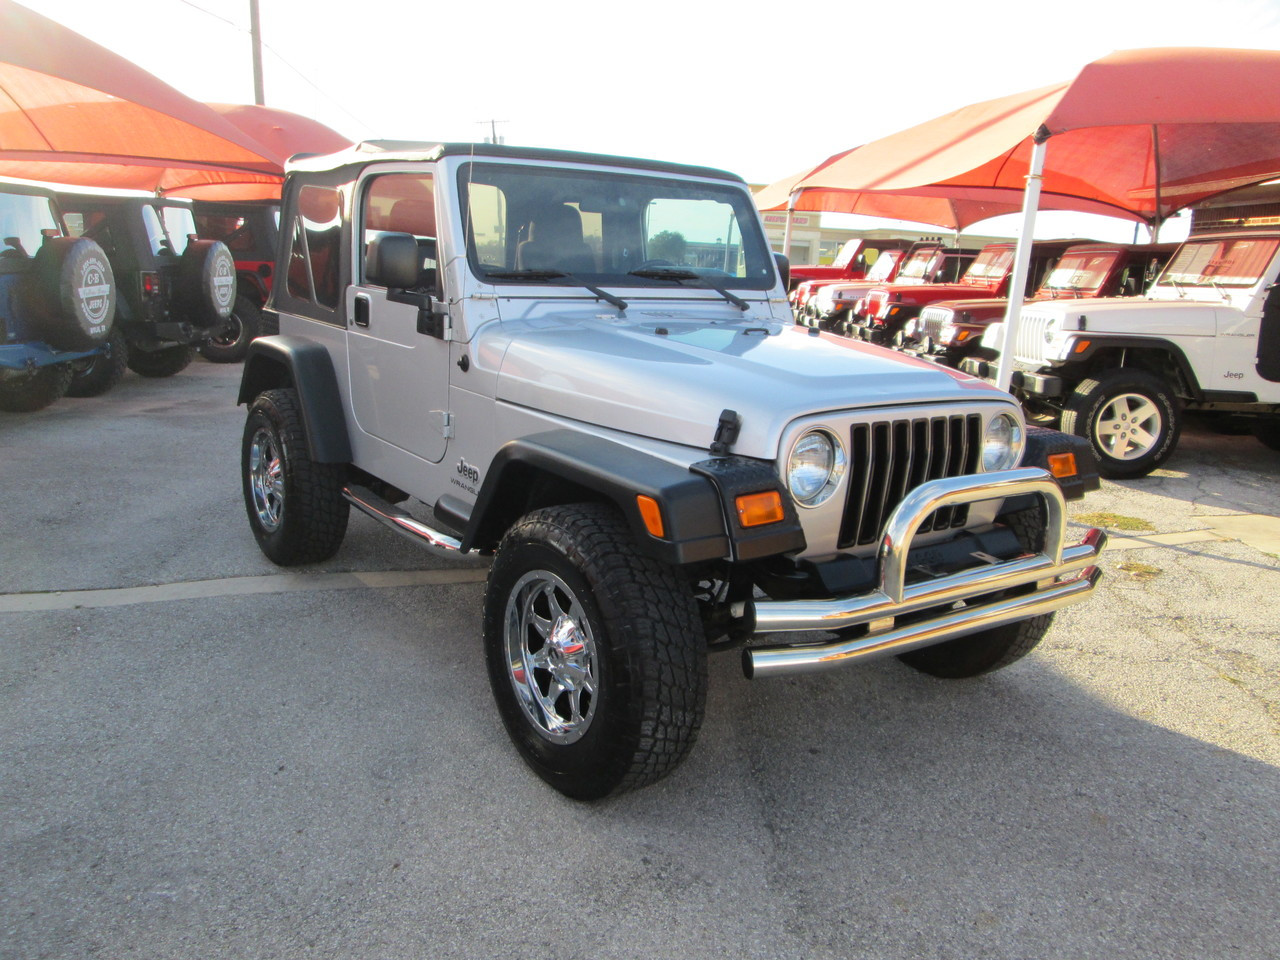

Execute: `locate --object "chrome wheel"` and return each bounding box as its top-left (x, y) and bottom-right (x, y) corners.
top-left (248, 426), bottom-right (284, 532)
top-left (1094, 392), bottom-right (1162, 461)
top-left (504, 569), bottom-right (598, 744)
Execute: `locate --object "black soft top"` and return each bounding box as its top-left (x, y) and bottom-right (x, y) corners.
top-left (286, 140), bottom-right (745, 185)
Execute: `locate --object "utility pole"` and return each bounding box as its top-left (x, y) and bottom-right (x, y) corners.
top-left (249, 0), bottom-right (265, 105)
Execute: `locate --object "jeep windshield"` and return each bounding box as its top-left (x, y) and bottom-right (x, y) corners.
top-left (458, 162), bottom-right (775, 290)
top-left (893, 247), bottom-right (942, 282)
top-left (960, 246), bottom-right (1015, 286)
top-left (1156, 236), bottom-right (1280, 287)
top-left (1038, 249), bottom-right (1120, 297)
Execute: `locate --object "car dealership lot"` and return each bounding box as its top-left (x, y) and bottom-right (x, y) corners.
top-left (2, 363), bottom-right (1278, 960)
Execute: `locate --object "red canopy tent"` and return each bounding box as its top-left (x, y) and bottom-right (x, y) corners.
top-left (754, 146), bottom-right (1143, 237)
top-left (0, 0), bottom-right (348, 199)
top-left (773, 48), bottom-right (1280, 389)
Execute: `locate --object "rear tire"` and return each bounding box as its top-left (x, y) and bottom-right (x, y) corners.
top-left (241, 388), bottom-right (349, 565)
top-left (67, 326), bottom-right (128, 397)
top-left (483, 503), bottom-right (707, 800)
top-left (198, 295), bottom-right (260, 363)
top-left (0, 363), bottom-right (73, 412)
top-left (127, 344), bottom-right (195, 378)
top-left (1252, 418), bottom-right (1280, 451)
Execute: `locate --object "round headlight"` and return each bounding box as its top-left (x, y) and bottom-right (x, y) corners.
top-left (787, 430), bottom-right (846, 506)
top-left (982, 413), bottom-right (1025, 472)
top-left (904, 318), bottom-right (920, 337)
top-left (938, 318), bottom-right (957, 345)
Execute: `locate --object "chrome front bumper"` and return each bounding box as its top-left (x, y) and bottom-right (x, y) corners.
top-left (743, 468), bottom-right (1105, 678)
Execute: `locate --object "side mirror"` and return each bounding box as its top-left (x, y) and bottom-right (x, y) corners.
top-left (366, 232), bottom-right (421, 289)
top-left (774, 252), bottom-right (790, 290)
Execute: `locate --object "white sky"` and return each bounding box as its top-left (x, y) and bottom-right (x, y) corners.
top-left (25, 0), bottom-right (1280, 240)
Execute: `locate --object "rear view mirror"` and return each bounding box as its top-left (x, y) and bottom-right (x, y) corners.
top-left (774, 252), bottom-right (790, 290)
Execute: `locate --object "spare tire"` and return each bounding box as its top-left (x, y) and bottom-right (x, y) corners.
top-left (177, 239), bottom-right (236, 328)
top-left (30, 237), bottom-right (116, 350)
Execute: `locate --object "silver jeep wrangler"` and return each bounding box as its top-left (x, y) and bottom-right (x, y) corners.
top-left (238, 142), bottom-right (1105, 799)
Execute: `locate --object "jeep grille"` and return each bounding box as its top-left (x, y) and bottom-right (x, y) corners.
top-left (918, 305), bottom-right (953, 342)
top-left (1012, 310), bottom-right (1054, 365)
top-left (838, 414), bottom-right (982, 548)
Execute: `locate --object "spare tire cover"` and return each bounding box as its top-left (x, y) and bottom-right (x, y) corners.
top-left (31, 237), bottom-right (116, 351)
top-left (178, 240), bottom-right (237, 328)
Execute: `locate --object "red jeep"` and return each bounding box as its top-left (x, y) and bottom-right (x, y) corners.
top-left (899, 242), bottom-right (1176, 367)
top-left (848, 240), bottom-right (1080, 344)
top-left (792, 246), bottom-right (909, 327)
top-left (786, 237), bottom-right (916, 293)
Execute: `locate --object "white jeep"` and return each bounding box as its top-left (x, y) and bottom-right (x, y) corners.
top-left (238, 141), bottom-right (1104, 799)
top-left (963, 194), bottom-right (1280, 478)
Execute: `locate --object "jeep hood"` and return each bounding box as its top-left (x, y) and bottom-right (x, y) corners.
top-left (486, 307), bottom-right (1005, 459)
top-left (1023, 296), bottom-right (1222, 337)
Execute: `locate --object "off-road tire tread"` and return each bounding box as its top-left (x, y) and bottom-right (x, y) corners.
top-left (0, 364), bottom-right (73, 412)
top-left (485, 503), bottom-right (707, 800)
top-left (1060, 368), bottom-right (1180, 479)
top-left (243, 388), bottom-right (348, 565)
top-left (897, 502), bottom-right (1053, 678)
top-left (127, 344), bottom-right (195, 379)
top-left (67, 327), bottom-right (128, 398)
top-left (199, 295), bottom-right (261, 364)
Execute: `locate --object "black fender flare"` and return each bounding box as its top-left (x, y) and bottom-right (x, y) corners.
top-left (1065, 337), bottom-right (1203, 398)
top-left (458, 431), bottom-right (805, 566)
top-left (237, 335), bottom-right (352, 463)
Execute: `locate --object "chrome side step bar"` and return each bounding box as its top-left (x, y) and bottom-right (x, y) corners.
top-left (343, 484), bottom-right (463, 557)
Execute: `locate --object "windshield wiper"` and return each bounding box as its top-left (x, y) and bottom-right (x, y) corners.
top-left (484, 268), bottom-right (628, 311)
top-left (628, 267), bottom-right (750, 311)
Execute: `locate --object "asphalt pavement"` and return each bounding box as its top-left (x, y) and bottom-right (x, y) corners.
top-left (2, 361), bottom-right (1277, 959)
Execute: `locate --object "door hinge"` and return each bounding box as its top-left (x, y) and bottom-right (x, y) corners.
top-left (441, 412), bottom-right (455, 439)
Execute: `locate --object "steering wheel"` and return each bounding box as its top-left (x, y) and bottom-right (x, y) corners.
top-left (636, 259), bottom-right (675, 270)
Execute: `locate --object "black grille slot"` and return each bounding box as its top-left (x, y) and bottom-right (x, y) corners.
top-left (838, 414), bottom-right (982, 548)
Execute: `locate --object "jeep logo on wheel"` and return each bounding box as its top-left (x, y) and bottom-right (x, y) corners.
top-left (78, 255), bottom-right (112, 325)
top-left (213, 253), bottom-right (235, 310)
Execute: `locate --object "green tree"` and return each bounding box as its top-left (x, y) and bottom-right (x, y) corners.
top-left (648, 230), bottom-right (687, 263)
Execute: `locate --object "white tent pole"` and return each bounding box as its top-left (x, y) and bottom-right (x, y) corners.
top-left (995, 131), bottom-right (1050, 394)
top-left (782, 190), bottom-right (797, 260)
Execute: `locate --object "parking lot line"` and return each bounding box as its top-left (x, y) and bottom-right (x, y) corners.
top-left (0, 567), bottom-right (490, 614)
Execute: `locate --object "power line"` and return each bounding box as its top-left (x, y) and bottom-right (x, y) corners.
top-left (170, 0), bottom-right (374, 135)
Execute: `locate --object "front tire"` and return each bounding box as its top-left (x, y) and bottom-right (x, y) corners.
top-left (483, 503), bottom-right (707, 800)
top-left (127, 344), bottom-right (195, 379)
top-left (1060, 368), bottom-right (1180, 479)
top-left (241, 388), bottom-right (349, 565)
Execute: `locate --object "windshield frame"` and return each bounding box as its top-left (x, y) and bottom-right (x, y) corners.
top-left (457, 161), bottom-right (777, 291)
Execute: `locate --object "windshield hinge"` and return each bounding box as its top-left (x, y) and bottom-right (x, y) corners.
top-left (710, 409), bottom-right (741, 455)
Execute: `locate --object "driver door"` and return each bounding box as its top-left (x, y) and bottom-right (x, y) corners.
top-left (345, 170), bottom-right (451, 464)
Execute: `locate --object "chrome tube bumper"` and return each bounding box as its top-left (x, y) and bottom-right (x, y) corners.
top-left (744, 468), bottom-right (1105, 678)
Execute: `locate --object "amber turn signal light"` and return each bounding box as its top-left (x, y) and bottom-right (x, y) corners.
top-left (736, 491), bottom-right (785, 527)
top-left (1047, 452), bottom-right (1078, 479)
top-left (636, 495), bottom-right (664, 538)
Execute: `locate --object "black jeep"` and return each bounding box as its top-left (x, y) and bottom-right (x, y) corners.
top-left (57, 194), bottom-right (235, 394)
